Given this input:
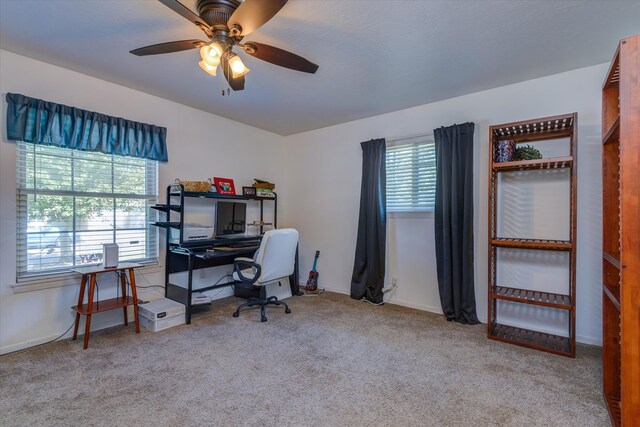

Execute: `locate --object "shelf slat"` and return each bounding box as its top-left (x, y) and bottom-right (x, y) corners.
top-left (72, 296), bottom-right (140, 315)
top-left (602, 284), bottom-right (621, 311)
top-left (493, 156), bottom-right (573, 172)
top-left (603, 116), bottom-right (620, 145)
top-left (492, 114), bottom-right (575, 142)
top-left (151, 221), bottom-right (181, 229)
top-left (492, 238), bottom-right (573, 251)
top-left (170, 191), bottom-right (276, 201)
top-left (604, 392), bottom-right (622, 427)
top-left (603, 251), bottom-right (621, 270)
top-left (491, 286), bottom-right (572, 309)
top-left (489, 323), bottom-right (572, 357)
top-left (151, 204), bottom-right (182, 213)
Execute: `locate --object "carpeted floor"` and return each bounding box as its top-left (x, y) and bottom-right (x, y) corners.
top-left (0, 292), bottom-right (608, 426)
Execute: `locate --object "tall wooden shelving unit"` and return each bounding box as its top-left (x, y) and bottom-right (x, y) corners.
top-left (601, 34), bottom-right (640, 427)
top-left (487, 113), bottom-right (577, 358)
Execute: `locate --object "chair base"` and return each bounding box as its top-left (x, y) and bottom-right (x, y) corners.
top-left (232, 293), bottom-right (291, 322)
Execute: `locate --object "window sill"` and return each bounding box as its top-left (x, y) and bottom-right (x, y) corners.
top-left (388, 210), bottom-right (434, 219)
top-left (11, 262), bottom-right (161, 294)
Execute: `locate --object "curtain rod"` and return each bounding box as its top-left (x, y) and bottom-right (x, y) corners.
top-left (387, 131), bottom-right (434, 143)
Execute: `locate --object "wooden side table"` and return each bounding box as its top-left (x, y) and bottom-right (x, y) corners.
top-left (71, 262), bottom-right (143, 349)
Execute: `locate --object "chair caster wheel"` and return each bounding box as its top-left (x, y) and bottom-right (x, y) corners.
top-left (232, 312), bottom-right (239, 318)
top-left (285, 308), bottom-right (291, 314)
top-left (261, 316), bottom-right (268, 322)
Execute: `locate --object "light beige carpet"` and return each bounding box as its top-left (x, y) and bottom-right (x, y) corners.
top-left (0, 292), bottom-right (608, 426)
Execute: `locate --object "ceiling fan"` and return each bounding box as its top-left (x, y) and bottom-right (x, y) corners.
top-left (130, 0), bottom-right (319, 91)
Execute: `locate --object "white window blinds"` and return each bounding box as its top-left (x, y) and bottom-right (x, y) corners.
top-left (16, 142), bottom-right (158, 280)
top-left (386, 140), bottom-right (436, 212)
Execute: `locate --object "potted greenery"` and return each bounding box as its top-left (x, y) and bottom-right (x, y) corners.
top-left (514, 144), bottom-right (543, 161)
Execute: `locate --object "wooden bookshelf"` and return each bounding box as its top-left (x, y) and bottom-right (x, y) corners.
top-left (601, 34), bottom-right (640, 427)
top-left (487, 113), bottom-right (577, 357)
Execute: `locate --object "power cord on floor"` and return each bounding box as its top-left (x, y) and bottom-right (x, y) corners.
top-left (203, 274), bottom-right (234, 299)
top-left (362, 297), bottom-right (386, 306)
top-left (118, 270), bottom-right (164, 291)
top-left (361, 285), bottom-right (398, 306)
top-left (135, 284), bottom-right (165, 289)
top-left (95, 279), bottom-right (100, 306)
top-left (6, 320), bottom-right (76, 355)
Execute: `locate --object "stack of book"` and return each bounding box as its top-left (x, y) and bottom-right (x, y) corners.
top-left (253, 179), bottom-right (276, 198)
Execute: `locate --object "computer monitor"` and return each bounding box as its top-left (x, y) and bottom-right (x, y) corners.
top-left (216, 202), bottom-right (247, 237)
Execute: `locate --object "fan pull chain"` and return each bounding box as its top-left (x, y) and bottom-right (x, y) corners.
top-left (221, 58), bottom-right (231, 96)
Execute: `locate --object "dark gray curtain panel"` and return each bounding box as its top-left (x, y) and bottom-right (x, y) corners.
top-left (434, 123), bottom-right (479, 324)
top-left (351, 138), bottom-right (386, 303)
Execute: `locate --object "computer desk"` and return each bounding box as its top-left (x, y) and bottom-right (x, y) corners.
top-left (165, 236), bottom-right (300, 324)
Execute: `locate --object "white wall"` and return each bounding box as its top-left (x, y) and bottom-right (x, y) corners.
top-left (282, 63), bottom-right (606, 345)
top-left (0, 50), bottom-right (287, 353)
top-left (0, 48), bottom-right (607, 352)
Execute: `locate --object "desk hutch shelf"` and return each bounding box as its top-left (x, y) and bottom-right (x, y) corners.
top-left (151, 184), bottom-right (299, 324)
top-left (487, 113), bottom-right (577, 358)
top-left (601, 34), bottom-right (640, 427)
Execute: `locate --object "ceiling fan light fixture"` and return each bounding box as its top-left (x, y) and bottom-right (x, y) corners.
top-left (200, 42), bottom-right (223, 67)
top-left (198, 60), bottom-right (218, 76)
top-left (228, 53), bottom-right (250, 78)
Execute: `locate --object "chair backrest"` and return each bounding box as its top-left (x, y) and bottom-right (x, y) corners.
top-left (254, 228), bottom-right (299, 284)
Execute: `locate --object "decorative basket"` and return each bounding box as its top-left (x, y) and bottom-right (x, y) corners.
top-left (175, 178), bottom-right (212, 193)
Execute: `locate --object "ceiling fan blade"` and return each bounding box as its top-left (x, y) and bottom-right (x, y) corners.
top-left (157, 0), bottom-right (212, 32)
top-left (227, 0), bottom-right (288, 36)
top-left (221, 55), bottom-right (245, 91)
top-left (130, 39), bottom-right (206, 56)
top-left (244, 42), bottom-right (318, 74)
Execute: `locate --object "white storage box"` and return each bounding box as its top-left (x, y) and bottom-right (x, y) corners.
top-left (138, 298), bottom-right (185, 332)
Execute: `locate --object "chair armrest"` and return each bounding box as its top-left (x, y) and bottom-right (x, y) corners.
top-left (234, 259), bottom-right (261, 285)
top-left (234, 257), bottom-right (254, 263)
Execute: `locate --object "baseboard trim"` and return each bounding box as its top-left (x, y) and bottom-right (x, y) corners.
top-left (387, 298), bottom-right (443, 315)
top-left (307, 284), bottom-right (444, 315)
top-left (576, 334), bottom-right (602, 346)
top-left (305, 284), bottom-right (601, 347)
top-left (0, 318), bottom-right (125, 355)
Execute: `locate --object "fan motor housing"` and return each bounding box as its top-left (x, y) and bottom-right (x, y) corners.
top-left (197, 0), bottom-right (241, 30)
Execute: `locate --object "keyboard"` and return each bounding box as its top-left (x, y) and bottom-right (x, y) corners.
top-left (228, 240), bottom-right (261, 248)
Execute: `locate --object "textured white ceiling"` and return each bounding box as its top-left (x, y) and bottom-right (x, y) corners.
top-left (1, 0), bottom-right (639, 135)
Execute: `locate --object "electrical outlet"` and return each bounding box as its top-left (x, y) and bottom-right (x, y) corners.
top-left (199, 270), bottom-right (206, 279)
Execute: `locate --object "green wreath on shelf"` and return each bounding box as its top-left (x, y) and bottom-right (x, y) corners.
top-left (514, 144), bottom-right (543, 161)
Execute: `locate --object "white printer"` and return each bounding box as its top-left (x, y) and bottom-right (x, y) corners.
top-left (171, 223), bottom-right (215, 242)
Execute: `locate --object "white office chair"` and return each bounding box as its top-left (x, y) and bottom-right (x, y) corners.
top-left (232, 228), bottom-right (299, 322)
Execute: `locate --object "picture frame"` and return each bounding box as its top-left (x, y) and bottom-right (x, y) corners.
top-left (213, 177), bottom-right (236, 195)
top-left (242, 186), bottom-right (257, 196)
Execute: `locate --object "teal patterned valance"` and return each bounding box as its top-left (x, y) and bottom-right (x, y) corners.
top-left (5, 93), bottom-right (168, 162)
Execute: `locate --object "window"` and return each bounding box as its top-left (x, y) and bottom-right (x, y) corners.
top-left (16, 142), bottom-right (158, 280)
top-left (386, 139), bottom-right (436, 212)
